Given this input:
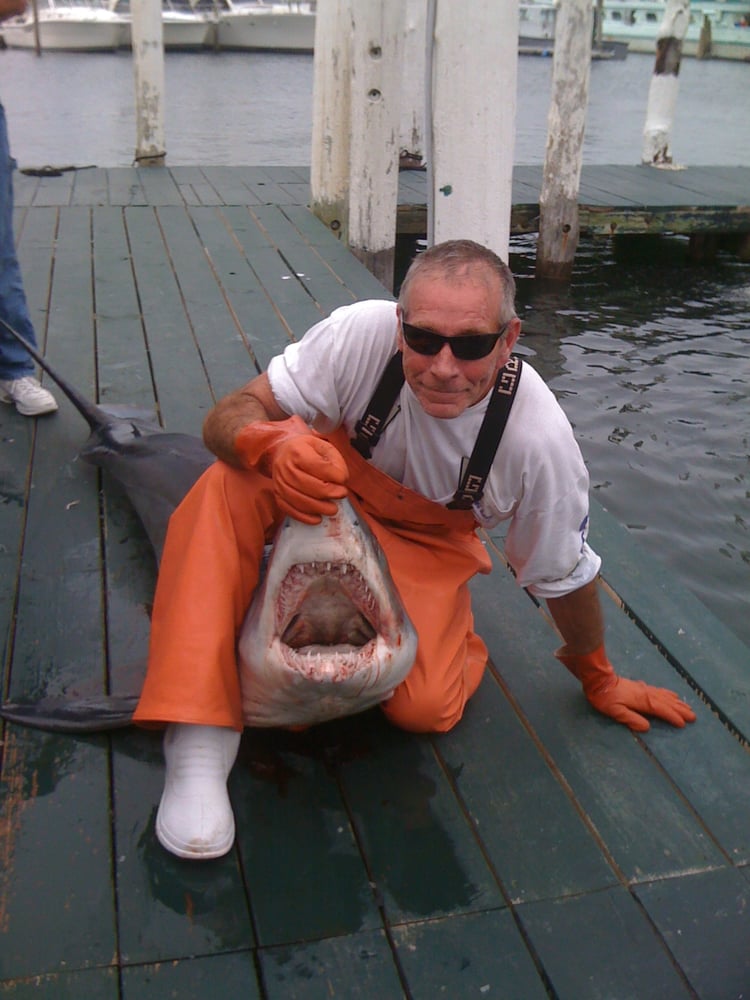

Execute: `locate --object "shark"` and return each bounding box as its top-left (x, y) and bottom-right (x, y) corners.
top-left (0, 320), bottom-right (418, 733)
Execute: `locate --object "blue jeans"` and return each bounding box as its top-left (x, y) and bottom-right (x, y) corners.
top-left (0, 102), bottom-right (37, 380)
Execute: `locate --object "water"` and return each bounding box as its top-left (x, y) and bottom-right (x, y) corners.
top-left (2, 46), bottom-right (749, 646)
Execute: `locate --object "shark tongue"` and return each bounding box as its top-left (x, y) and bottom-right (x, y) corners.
top-left (281, 576), bottom-right (376, 649)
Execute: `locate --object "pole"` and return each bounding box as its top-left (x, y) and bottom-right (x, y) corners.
top-left (130, 0), bottom-right (166, 166)
top-left (310, 0), bottom-right (352, 245)
top-left (535, 0), bottom-right (593, 282)
top-left (641, 0), bottom-right (689, 167)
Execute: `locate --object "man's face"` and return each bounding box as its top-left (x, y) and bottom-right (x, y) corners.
top-left (396, 271), bottom-right (521, 419)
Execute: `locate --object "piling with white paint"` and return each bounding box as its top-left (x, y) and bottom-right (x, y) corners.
top-left (641, 0), bottom-right (690, 166)
top-left (310, 0), bottom-right (352, 245)
top-left (399, 0), bottom-right (426, 166)
top-left (428, 0), bottom-right (518, 259)
top-left (347, 1), bottom-right (403, 290)
top-left (536, 0), bottom-right (593, 281)
top-left (130, 0), bottom-right (166, 166)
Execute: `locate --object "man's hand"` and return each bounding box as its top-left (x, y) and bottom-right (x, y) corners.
top-left (556, 644), bottom-right (697, 732)
top-left (234, 416), bottom-right (348, 524)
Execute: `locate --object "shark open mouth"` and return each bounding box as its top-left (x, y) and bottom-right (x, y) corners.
top-left (276, 561), bottom-right (380, 681)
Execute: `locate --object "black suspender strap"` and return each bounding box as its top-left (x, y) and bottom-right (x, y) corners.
top-left (351, 351), bottom-right (405, 458)
top-left (447, 356), bottom-right (524, 510)
top-left (350, 350), bottom-right (523, 511)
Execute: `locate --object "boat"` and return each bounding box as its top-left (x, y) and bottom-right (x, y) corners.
top-left (215, 0), bottom-right (315, 52)
top-left (518, 0), bottom-right (629, 58)
top-left (599, 0), bottom-right (750, 59)
top-left (113, 0), bottom-right (215, 51)
top-left (0, 0), bottom-right (123, 51)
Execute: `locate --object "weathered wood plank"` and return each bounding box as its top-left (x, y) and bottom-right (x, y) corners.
top-left (590, 499), bottom-right (750, 738)
top-left (189, 205), bottom-right (298, 372)
top-left (392, 910), bottom-right (549, 1000)
top-left (435, 670), bottom-right (619, 903)
top-left (259, 930), bottom-right (405, 999)
top-left (338, 716), bottom-right (505, 923)
top-left (124, 206), bottom-right (214, 435)
top-left (634, 867), bottom-right (750, 998)
top-left (0, 966), bottom-right (119, 997)
top-left (70, 167), bottom-right (109, 207)
top-left (0, 729), bottom-right (115, 979)
top-left (231, 728), bottom-right (382, 946)
top-left (517, 885), bottom-right (694, 998)
top-left (135, 167), bottom-right (183, 207)
top-left (121, 952), bottom-right (261, 999)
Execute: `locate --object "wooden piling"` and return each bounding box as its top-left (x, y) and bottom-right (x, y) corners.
top-left (310, 0), bottom-right (352, 245)
top-left (399, 0), bottom-right (426, 165)
top-left (347, 1), bottom-right (403, 291)
top-left (429, 0), bottom-right (518, 259)
top-left (641, 0), bottom-right (689, 166)
top-left (535, 0), bottom-right (593, 282)
top-left (130, 0), bottom-right (166, 166)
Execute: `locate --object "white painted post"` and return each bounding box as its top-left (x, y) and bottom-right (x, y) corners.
top-left (399, 0), bottom-right (426, 166)
top-left (310, 0), bottom-right (352, 243)
top-left (641, 0), bottom-right (690, 166)
top-left (429, 0), bottom-right (518, 260)
top-left (348, 0), bottom-right (403, 291)
top-left (130, 0), bottom-right (166, 166)
top-left (535, 0), bottom-right (593, 281)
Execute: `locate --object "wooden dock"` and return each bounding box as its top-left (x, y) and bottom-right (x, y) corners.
top-left (2, 166), bottom-right (750, 998)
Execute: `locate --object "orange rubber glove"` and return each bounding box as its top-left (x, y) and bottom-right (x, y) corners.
top-left (556, 643), bottom-right (697, 733)
top-left (235, 416), bottom-right (349, 524)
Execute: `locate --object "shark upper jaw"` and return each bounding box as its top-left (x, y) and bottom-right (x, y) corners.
top-left (238, 499), bottom-right (418, 728)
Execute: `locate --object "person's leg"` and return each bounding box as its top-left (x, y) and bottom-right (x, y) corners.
top-left (0, 103), bottom-right (57, 415)
top-left (135, 460), bottom-right (283, 859)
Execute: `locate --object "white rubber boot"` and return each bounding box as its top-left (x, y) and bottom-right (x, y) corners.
top-left (156, 724), bottom-right (241, 860)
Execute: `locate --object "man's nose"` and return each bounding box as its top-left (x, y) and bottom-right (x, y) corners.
top-left (430, 341), bottom-right (460, 375)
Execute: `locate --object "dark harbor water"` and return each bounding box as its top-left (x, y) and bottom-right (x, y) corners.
top-left (2, 46), bottom-right (749, 646)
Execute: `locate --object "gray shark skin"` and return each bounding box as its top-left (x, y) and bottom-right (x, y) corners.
top-left (0, 320), bottom-right (417, 733)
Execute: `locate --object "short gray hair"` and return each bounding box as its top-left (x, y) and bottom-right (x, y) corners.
top-left (398, 240), bottom-right (517, 326)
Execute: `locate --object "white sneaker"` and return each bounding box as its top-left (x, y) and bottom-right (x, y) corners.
top-left (0, 376), bottom-right (58, 416)
top-left (156, 724), bottom-right (241, 860)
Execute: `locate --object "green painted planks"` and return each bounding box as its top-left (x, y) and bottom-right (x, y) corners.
top-left (469, 550), bottom-right (726, 882)
top-left (517, 886), bottom-right (694, 999)
top-left (92, 207), bottom-right (158, 678)
top-left (0, 966), bottom-right (119, 997)
top-left (121, 952), bottom-right (261, 998)
top-left (435, 671), bottom-right (619, 903)
top-left (155, 205), bottom-right (262, 400)
top-left (135, 167), bottom-right (183, 207)
top-left (635, 867), bottom-right (750, 999)
top-left (112, 728), bottom-right (254, 966)
top-left (231, 727), bottom-right (382, 946)
top-left (222, 205), bottom-right (325, 338)
top-left (392, 910), bottom-right (548, 999)
top-left (0, 728), bottom-right (116, 979)
top-left (184, 204), bottom-right (291, 377)
top-left (124, 206), bottom-right (214, 436)
top-left (590, 498), bottom-right (750, 737)
top-left (260, 930), bottom-right (405, 999)
top-left (338, 714), bottom-right (505, 924)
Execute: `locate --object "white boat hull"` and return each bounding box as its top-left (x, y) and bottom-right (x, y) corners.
top-left (600, 0), bottom-right (750, 60)
top-left (1, 7), bottom-right (122, 50)
top-left (216, 4), bottom-right (315, 51)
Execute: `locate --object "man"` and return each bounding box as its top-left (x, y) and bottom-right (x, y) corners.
top-left (0, 2), bottom-right (57, 417)
top-left (134, 239), bottom-right (695, 860)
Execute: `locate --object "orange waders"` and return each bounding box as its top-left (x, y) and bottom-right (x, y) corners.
top-left (133, 428), bottom-right (492, 734)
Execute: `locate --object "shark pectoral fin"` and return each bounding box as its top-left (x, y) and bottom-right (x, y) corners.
top-left (0, 695), bottom-right (140, 733)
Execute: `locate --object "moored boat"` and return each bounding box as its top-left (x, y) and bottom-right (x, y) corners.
top-left (599, 0), bottom-right (750, 59)
top-left (113, 0), bottom-right (215, 51)
top-left (215, 0), bottom-right (315, 52)
top-left (0, 0), bottom-right (122, 51)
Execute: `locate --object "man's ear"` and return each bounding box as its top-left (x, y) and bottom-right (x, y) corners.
top-left (504, 317), bottom-right (522, 353)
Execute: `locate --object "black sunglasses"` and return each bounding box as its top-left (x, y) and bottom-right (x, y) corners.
top-left (401, 320), bottom-right (508, 361)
